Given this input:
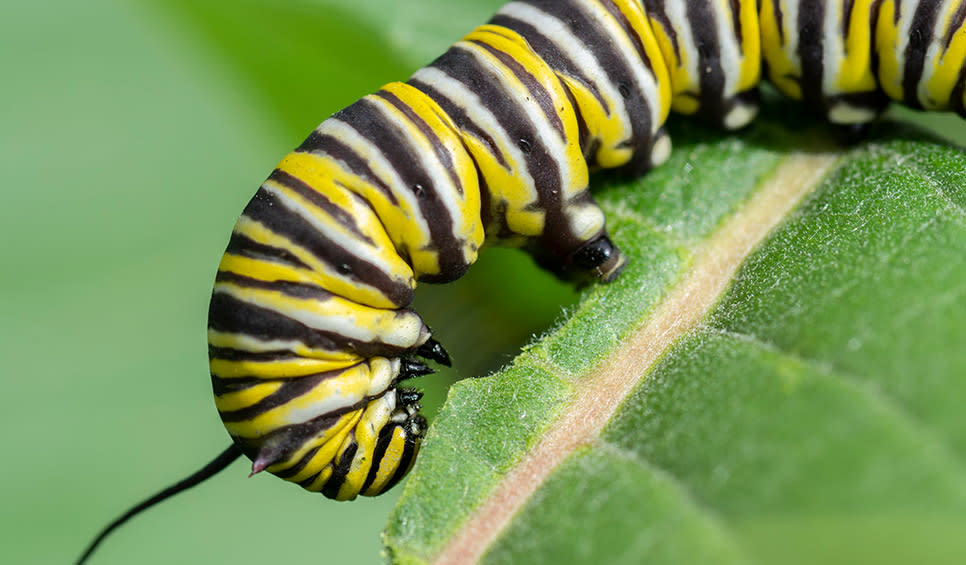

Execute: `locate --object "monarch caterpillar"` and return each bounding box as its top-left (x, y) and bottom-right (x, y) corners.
top-left (79, 0), bottom-right (966, 562)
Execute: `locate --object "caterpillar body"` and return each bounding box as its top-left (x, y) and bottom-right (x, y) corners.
top-left (78, 0), bottom-right (965, 562)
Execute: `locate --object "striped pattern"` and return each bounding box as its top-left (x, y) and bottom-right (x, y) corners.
top-left (490, 0), bottom-right (673, 171)
top-left (876, 0), bottom-right (966, 116)
top-left (762, 0), bottom-right (966, 124)
top-left (208, 0), bottom-right (966, 501)
top-left (647, 0), bottom-right (762, 129)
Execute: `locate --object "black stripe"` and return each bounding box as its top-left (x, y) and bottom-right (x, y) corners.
top-left (463, 43), bottom-right (574, 248)
top-left (596, 0), bottom-right (668, 171)
top-left (471, 29), bottom-right (567, 140)
top-left (375, 428), bottom-right (420, 495)
top-left (774, 0), bottom-right (787, 42)
top-left (943, 2), bottom-right (966, 50)
top-left (274, 444), bottom-right (322, 480)
top-left (407, 79), bottom-right (509, 172)
top-left (797, 0), bottom-right (826, 113)
top-left (208, 291), bottom-right (340, 352)
top-left (208, 346), bottom-right (300, 363)
top-left (297, 131), bottom-right (400, 207)
top-left (331, 96), bottom-right (471, 283)
top-left (240, 184), bottom-right (414, 307)
top-left (599, 0), bottom-right (654, 74)
top-left (416, 47), bottom-right (571, 238)
top-left (951, 63), bottom-right (966, 117)
top-left (267, 168), bottom-right (373, 244)
top-left (842, 0), bottom-right (855, 40)
top-left (225, 233), bottom-right (312, 271)
top-left (729, 0), bottom-right (744, 47)
top-left (360, 421), bottom-right (400, 493)
top-left (642, 0), bottom-right (681, 61)
top-left (216, 270), bottom-right (334, 301)
top-left (240, 187), bottom-right (354, 268)
top-left (207, 291), bottom-right (414, 359)
top-left (493, 0), bottom-right (660, 169)
top-left (320, 441), bottom-right (358, 498)
top-left (212, 375), bottom-right (265, 396)
top-left (217, 368), bottom-right (352, 423)
top-left (236, 403), bottom-right (364, 471)
top-left (488, 13), bottom-right (607, 111)
top-left (903, 0), bottom-right (941, 109)
top-left (687, 0), bottom-right (727, 123)
top-left (373, 89), bottom-right (465, 197)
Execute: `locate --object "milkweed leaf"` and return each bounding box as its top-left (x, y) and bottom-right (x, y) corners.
top-left (387, 111), bottom-right (966, 565)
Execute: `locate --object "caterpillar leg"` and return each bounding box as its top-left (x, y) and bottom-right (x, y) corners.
top-left (416, 337), bottom-right (452, 366)
top-left (399, 359), bottom-right (435, 380)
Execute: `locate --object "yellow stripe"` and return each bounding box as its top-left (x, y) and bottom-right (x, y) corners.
top-left (213, 281), bottom-right (423, 350)
top-left (379, 81), bottom-right (484, 268)
top-left (264, 410), bottom-right (360, 476)
top-left (923, 1), bottom-right (966, 110)
top-left (615, 0), bottom-right (672, 121)
top-left (834, 0), bottom-right (878, 95)
top-left (336, 395), bottom-right (395, 500)
top-left (760, 0), bottom-right (803, 99)
top-left (735, 0), bottom-right (762, 92)
top-left (223, 365), bottom-right (379, 439)
top-left (362, 426), bottom-right (410, 496)
top-left (218, 253), bottom-right (319, 287)
top-left (210, 356), bottom-right (357, 379)
top-left (233, 214), bottom-right (407, 308)
top-left (276, 148), bottom-right (435, 277)
top-left (214, 380), bottom-right (283, 412)
top-left (875, 1), bottom-right (905, 102)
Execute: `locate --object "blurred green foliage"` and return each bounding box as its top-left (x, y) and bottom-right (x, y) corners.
top-left (2, 1), bottom-right (964, 564)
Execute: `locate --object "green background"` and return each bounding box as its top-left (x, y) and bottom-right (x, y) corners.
top-left (2, 1), bottom-right (964, 564)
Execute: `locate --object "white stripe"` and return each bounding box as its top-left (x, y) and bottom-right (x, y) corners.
top-left (260, 179), bottom-right (397, 281)
top-left (317, 117), bottom-right (433, 247)
top-left (410, 64), bottom-right (539, 202)
top-left (576, 0), bottom-right (664, 133)
top-left (497, 2), bottom-right (634, 135)
top-left (822, 0), bottom-right (844, 96)
top-left (366, 95), bottom-right (468, 245)
top-left (213, 284), bottom-right (425, 349)
top-left (713, 0), bottom-right (745, 98)
top-left (456, 39), bottom-right (580, 193)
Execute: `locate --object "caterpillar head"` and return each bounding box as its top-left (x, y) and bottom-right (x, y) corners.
top-left (529, 233), bottom-right (627, 286)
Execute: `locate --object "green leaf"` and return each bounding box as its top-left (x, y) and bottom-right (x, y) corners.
top-left (386, 111), bottom-right (966, 564)
top-left (15, 0), bottom-right (964, 564)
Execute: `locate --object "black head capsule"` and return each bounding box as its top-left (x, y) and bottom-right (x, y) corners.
top-left (569, 234), bottom-right (626, 283)
top-left (525, 233), bottom-right (627, 286)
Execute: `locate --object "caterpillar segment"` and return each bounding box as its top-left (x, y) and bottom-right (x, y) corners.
top-left (875, 0), bottom-right (966, 116)
top-left (78, 2), bottom-right (966, 563)
top-left (489, 0), bottom-right (674, 172)
top-left (645, 0), bottom-right (762, 129)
